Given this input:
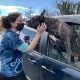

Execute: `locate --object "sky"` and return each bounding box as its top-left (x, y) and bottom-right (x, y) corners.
top-left (0, 0), bottom-right (80, 16)
top-left (0, 0), bottom-right (55, 9)
top-left (0, 0), bottom-right (80, 10)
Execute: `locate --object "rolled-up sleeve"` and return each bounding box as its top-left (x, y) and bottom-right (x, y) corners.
top-left (17, 43), bottom-right (28, 53)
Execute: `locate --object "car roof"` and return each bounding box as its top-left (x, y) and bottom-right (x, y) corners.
top-left (48, 15), bottom-right (80, 24)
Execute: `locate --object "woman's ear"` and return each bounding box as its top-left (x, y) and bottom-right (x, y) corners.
top-left (11, 22), bottom-right (15, 27)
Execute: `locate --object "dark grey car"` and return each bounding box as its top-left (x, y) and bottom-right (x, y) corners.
top-left (21, 16), bottom-right (80, 80)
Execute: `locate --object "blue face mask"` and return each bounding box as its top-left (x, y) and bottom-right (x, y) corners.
top-left (16, 23), bottom-right (24, 31)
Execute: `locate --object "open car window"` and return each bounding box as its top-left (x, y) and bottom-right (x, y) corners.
top-left (47, 23), bottom-right (80, 69)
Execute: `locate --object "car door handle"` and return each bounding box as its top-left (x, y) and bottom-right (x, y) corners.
top-left (41, 65), bottom-right (55, 74)
top-left (28, 58), bottom-right (37, 64)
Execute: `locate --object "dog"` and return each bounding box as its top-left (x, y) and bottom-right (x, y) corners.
top-left (26, 15), bottom-right (80, 63)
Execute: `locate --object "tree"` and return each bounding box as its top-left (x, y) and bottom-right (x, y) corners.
top-left (24, 7), bottom-right (33, 19)
top-left (56, 0), bottom-right (80, 15)
top-left (76, 2), bottom-right (80, 14)
top-left (56, 0), bottom-right (77, 15)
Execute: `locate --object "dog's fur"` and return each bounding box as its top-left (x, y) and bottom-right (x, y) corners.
top-left (27, 16), bottom-right (80, 61)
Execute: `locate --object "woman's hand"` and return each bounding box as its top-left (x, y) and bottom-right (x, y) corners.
top-left (36, 23), bottom-right (47, 34)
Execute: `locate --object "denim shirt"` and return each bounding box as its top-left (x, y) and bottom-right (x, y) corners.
top-left (0, 30), bottom-right (26, 77)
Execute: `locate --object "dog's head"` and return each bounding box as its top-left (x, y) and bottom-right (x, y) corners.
top-left (27, 16), bottom-right (60, 32)
top-left (27, 10), bottom-right (46, 29)
top-left (27, 15), bottom-right (65, 39)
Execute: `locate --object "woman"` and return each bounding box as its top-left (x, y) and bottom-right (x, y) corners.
top-left (0, 12), bottom-right (47, 80)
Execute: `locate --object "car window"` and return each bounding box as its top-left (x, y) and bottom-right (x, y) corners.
top-left (47, 23), bottom-right (80, 69)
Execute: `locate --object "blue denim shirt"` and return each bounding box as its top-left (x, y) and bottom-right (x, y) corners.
top-left (0, 30), bottom-right (27, 77)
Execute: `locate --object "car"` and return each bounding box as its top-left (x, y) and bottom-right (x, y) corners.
top-left (21, 15), bottom-right (80, 80)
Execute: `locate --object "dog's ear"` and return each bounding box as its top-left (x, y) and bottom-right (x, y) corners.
top-left (38, 10), bottom-right (46, 25)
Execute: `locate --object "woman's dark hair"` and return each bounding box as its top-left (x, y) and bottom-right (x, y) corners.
top-left (2, 12), bottom-right (21, 29)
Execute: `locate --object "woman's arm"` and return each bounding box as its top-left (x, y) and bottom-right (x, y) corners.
top-left (27, 23), bottom-right (47, 52)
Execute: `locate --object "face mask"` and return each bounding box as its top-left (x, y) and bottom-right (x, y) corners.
top-left (16, 23), bottom-right (24, 31)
